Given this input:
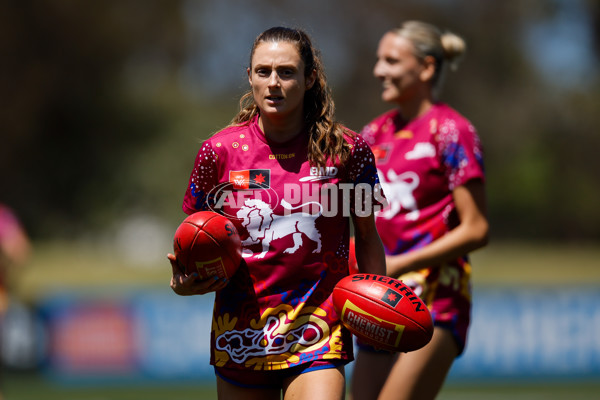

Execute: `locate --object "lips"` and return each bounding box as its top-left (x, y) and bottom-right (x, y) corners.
top-left (265, 95), bottom-right (284, 106)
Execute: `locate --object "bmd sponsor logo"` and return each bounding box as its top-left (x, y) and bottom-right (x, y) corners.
top-left (299, 166), bottom-right (338, 182)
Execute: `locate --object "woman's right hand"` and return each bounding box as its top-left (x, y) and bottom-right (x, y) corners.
top-left (168, 253), bottom-right (228, 295)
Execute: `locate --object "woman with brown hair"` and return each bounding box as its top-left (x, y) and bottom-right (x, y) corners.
top-left (169, 27), bottom-right (386, 400)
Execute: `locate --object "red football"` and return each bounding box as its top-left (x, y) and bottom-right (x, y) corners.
top-left (173, 211), bottom-right (242, 281)
top-left (333, 274), bottom-right (433, 352)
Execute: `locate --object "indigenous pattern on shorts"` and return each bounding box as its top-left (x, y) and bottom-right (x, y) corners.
top-left (360, 103), bottom-right (484, 353)
top-left (183, 115), bottom-right (383, 370)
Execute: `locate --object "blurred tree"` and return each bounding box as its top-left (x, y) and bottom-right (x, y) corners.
top-left (0, 0), bottom-right (186, 237)
top-left (0, 0), bottom-right (598, 241)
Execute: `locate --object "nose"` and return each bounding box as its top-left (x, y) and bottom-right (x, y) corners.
top-left (373, 59), bottom-right (384, 79)
top-left (268, 71), bottom-right (280, 87)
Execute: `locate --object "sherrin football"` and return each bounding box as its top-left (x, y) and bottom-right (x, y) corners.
top-left (333, 274), bottom-right (433, 352)
top-left (173, 211), bottom-right (242, 281)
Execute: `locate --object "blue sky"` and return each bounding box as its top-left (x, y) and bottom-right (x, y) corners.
top-left (523, 0), bottom-right (597, 89)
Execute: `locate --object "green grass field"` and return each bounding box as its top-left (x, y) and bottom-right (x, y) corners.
top-left (4, 370), bottom-right (218, 400)
top-left (5, 370), bottom-right (600, 400)
top-left (4, 240), bottom-right (600, 399)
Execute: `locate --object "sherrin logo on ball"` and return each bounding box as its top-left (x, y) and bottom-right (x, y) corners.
top-left (332, 274), bottom-right (433, 352)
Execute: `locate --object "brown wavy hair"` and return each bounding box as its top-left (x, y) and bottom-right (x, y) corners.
top-left (230, 27), bottom-right (352, 168)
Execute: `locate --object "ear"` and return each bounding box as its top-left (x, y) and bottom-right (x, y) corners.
top-left (420, 56), bottom-right (436, 82)
top-left (247, 67), bottom-right (252, 85)
top-left (305, 68), bottom-right (317, 90)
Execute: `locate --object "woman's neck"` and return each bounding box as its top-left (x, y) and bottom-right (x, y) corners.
top-left (396, 96), bottom-right (434, 121)
top-left (258, 113), bottom-right (305, 144)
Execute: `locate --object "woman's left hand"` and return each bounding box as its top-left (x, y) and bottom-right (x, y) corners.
top-left (168, 253), bottom-right (228, 295)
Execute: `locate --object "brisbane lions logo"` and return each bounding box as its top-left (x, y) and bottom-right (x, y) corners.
top-left (377, 170), bottom-right (420, 221)
top-left (236, 199), bottom-right (322, 259)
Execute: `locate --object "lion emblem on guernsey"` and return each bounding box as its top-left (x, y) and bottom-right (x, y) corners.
top-left (377, 170), bottom-right (420, 221)
top-left (236, 199), bottom-right (322, 259)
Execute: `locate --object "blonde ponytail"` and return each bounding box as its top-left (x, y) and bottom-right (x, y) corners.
top-left (392, 21), bottom-right (467, 94)
top-left (441, 31), bottom-right (466, 71)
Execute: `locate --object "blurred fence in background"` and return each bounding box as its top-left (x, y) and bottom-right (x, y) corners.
top-left (3, 283), bottom-right (599, 385)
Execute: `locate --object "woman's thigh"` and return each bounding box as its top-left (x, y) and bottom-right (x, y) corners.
top-left (379, 327), bottom-right (458, 400)
top-left (216, 374), bottom-right (281, 400)
top-left (283, 365), bottom-right (346, 400)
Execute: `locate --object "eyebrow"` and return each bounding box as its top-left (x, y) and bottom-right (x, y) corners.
top-left (253, 63), bottom-right (299, 69)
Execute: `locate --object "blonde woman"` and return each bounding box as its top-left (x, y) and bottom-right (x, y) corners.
top-left (351, 21), bottom-right (489, 400)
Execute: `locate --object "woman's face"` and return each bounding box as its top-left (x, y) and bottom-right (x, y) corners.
top-left (373, 32), bottom-right (429, 104)
top-left (248, 41), bottom-right (315, 121)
